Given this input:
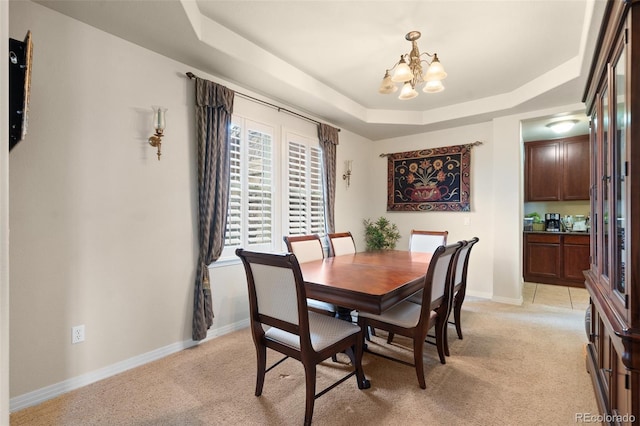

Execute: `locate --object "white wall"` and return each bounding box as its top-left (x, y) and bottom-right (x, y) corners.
top-left (9, 0), bottom-right (199, 398)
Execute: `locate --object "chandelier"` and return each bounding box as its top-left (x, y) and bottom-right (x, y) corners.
top-left (378, 31), bottom-right (447, 100)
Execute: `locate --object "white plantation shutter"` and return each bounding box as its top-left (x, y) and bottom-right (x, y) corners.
top-left (288, 141), bottom-right (307, 235)
top-left (287, 136), bottom-right (326, 237)
top-left (225, 124), bottom-right (242, 246)
top-left (309, 146), bottom-right (326, 236)
top-left (246, 130), bottom-right (273, 244)
top-left (224, 119), bottom-right (273, 252)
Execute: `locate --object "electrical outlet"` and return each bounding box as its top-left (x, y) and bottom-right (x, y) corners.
top-left (72, 325), bottom-right (85, 344)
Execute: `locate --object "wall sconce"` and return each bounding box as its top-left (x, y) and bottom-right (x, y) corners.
top-left (342, 160), bottom-right (353, 187)
top-left (148, 106), bottom-right (167, 160)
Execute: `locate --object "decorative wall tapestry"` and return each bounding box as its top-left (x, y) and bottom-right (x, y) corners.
top-left (384, 142), bottom-right (481, 212)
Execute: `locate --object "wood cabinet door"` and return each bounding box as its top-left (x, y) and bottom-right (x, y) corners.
top-left (525, 141), bottom-right (561, 201)
top-left (562, 135), bottom-right (590, 200)
top-left (563, 235), bottom-right (590, 281)
top-left (524, 234), bottom-right (562, 280)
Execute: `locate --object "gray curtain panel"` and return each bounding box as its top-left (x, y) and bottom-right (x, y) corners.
top-left (193, 77), bottom-right (235, 341)
top-left (318, 124), bottom-right (339, 234)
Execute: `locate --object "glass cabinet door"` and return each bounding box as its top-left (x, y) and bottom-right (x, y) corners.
top-left (590, 110), bottom-right (598, 273)
top-left (601, 85), bottom-right (610, 282)
top-left (613, 42), bottom-right (627, 299)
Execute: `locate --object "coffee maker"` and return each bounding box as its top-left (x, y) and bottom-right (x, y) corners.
top-left (545, 213), bottom-right (561, 232)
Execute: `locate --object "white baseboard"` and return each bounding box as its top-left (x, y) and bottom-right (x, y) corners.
top-left (466, 290), bottom-right (492, 300)
top-left (9, 318), bottom-right (250, 412)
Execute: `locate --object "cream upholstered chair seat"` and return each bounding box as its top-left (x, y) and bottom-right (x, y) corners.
top-left (267, 311), bottom-right (362, 351)
top-left (358, 300), bottom-right (437, 329)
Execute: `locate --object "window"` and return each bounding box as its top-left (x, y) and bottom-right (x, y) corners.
top-left (224, 118), bottom-right (274, 255)
top-left (286, 134), bottom-right (326, 237)
top-left (220, 118), bottom-right (327, 262)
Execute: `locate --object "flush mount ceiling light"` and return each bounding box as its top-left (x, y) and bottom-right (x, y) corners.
top-left (546, 119), bottom-right (578, 134)
top-left (378, 31), bottom-right (447, 100)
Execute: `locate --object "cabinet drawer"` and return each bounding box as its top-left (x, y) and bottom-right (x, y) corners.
top-left (564, 234), bottom-right (589, 245)
top-left (526, 234), bottom-right (561, 244)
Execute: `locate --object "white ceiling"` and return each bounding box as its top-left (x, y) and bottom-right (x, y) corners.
top-left (33, 0), bottom-right (605, 141)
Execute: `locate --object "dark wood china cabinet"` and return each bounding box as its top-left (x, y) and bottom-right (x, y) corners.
top-left (583, 0), bottom-right (640, 423)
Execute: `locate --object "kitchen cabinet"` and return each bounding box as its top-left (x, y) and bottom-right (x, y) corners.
top-left (583, 0), bottom-right (640, 423)
top-left (524, 135), bottom-right (590, 201)
top-left (523, 232), bottom-right (589, 287)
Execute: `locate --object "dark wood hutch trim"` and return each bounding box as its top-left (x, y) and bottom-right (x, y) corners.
top-left (583, 0), bottom-right (640, 423)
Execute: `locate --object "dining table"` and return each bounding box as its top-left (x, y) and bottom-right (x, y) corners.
top-left (299, 250), bottom-right (433, 318)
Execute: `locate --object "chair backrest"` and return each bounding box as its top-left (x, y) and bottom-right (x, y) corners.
top-left (236, 249), bottom-right (311, 341)
top-left (328, 232), bottom-right (356, 256)
top-left (283, 234), bottom-right (324, 263)
top-left (453, 237), bottom-right (479, 292)
top-left (418, 242), bottom-right (462, 320)
top-left (409, 230), bottom-right (448, 253)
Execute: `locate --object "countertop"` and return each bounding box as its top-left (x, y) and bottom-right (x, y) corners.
top-left (524, 230), bottom-right (590, 236)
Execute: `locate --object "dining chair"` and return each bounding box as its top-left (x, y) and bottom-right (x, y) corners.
top-left (449, 237), bottom-right (479, 342)
top-left (236, 249), bottom-right (370, 425)
top-left (357, 242), bottom-right (463, 389)
top-left (327, 231), bottom-right (367, 331)
top-left (283, 234), bottom-right (337, 317)
top-left (409, 229), bottom-right (448, 253)
top-left (405, 230), bottom-right (449, 305)
top-left (328, 231), bottom-right (356, 256)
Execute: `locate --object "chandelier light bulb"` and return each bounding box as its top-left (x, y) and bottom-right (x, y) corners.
top-left (391, 57), bottom-right (413, 83)
top-left (378, 71), bottom-right (398, 94)
top-left (423, 55), bottom-right (447, 81)
top-left (423, 80), bottom-right (445, 93)
top-left (398, 82), bottom-right (418, 100)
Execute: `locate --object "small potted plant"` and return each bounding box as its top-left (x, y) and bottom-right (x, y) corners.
top-left (363, 216), bottom-right (401, 251)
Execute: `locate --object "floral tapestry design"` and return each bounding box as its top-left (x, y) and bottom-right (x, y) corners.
top-left (387, 144), bottom-right (471, 211)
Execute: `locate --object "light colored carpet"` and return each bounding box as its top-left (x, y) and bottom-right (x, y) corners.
top-left (10, 297), bottom-right (598, 425)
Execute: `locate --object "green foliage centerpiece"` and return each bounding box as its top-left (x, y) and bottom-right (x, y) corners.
top-left (363, 216), bottom-right (401, 251)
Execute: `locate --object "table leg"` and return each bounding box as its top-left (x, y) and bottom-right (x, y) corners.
top-left (336, 306), bottom-right (354, 322)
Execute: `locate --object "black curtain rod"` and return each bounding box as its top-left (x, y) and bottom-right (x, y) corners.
top-left (186, 72), bottom-right (340, 132)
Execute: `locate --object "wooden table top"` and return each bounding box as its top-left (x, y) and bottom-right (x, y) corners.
top-left (300, 250), bottom-right (432, 315)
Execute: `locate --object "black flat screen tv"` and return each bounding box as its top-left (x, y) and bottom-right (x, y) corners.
top-left (9, 30), bottom-right (32, 151)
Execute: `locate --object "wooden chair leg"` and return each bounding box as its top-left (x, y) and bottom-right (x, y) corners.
top-left (345, 343), bottom-right (371, 390)
top-left (435, 317), bottom-right (446, 364)
top-left (413, 337), bottom-right (426, 389)
top-left (454, 298), bottom-right (464, 339)
top-left (303, 363), bottom-right (316, 426)
top-left (387, 332), bottom-right (395, 344)
top-left (255, 344), bottom-right (267, 396)
top-left (443, 318), bottom-right (450, 357)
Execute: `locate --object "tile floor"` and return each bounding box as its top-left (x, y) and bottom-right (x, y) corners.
top-left (523, 282), bottom-right (590, 310)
